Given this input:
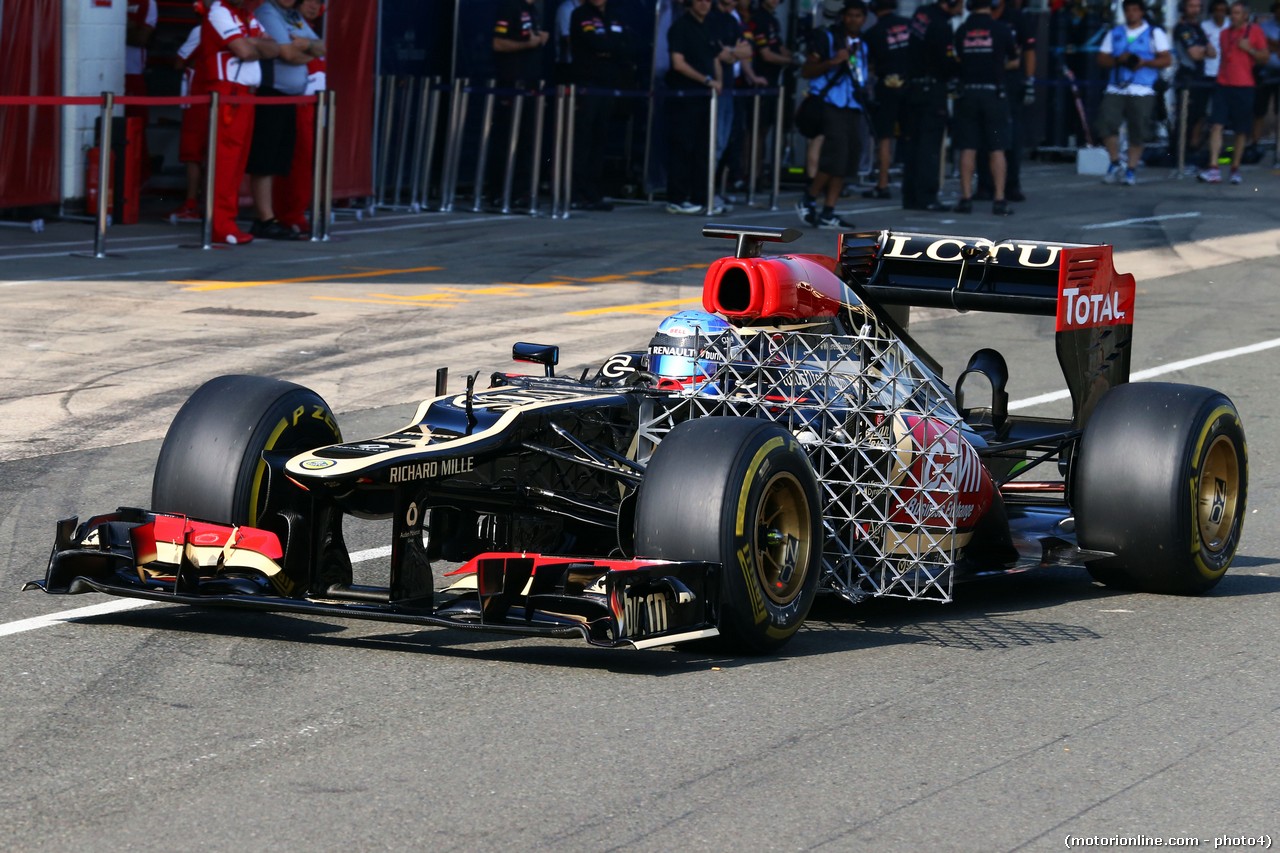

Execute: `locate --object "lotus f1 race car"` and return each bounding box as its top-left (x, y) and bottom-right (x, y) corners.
top-left (28, 226), bottom-right (1248, 654)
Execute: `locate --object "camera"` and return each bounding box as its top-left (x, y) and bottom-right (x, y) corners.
top-left (1124, 53), bottom-right (1143, 70)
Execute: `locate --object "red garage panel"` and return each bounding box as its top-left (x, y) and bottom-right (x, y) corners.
top-left (327, 0), bottom-right (375, 200)
top-left (0, 0), bottom-right (62, 207)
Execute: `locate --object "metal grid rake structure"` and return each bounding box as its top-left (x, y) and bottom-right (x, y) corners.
top-left (637, 329), bottom-right (968, 604)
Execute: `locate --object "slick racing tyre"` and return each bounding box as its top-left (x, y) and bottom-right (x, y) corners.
top-left (152, 375), bottom-right (343, 529)
top-left (634, 417), bottom-right (823, 654)
top-left (1075, 382), bottom-right (1247, 594)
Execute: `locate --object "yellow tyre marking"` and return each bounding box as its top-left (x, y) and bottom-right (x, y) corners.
top-left (1188, 405), bottom-right (1241, 578)
top-left (248, 416), bottom-right (292, 527)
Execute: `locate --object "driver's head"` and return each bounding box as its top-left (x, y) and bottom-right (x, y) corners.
top-left (648, 310), bottom-right (734, 390)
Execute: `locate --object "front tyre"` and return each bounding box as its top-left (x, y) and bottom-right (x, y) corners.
top-left (1075, 382), bottom-right (1247, 594)
top-left (152, 374), bottom-right (343, 529)
top-left (634, 417), bottom-right (823, 654)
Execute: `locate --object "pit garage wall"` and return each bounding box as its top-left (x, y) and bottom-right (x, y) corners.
top-left (0, 0), bottom-right (65, 208)
top-left (58, 0), bottom-right (125, 205)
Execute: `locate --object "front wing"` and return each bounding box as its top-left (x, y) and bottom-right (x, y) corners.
top-left (26, 508), bottom-right (721, 651)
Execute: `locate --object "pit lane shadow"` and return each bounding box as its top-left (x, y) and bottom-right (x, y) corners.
top-left (75, 559), bottom-right (1280, 676)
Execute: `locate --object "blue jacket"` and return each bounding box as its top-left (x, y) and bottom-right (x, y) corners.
top-left (809, 28), bottom-right (870, 110)
top-left (1110, 24), bottom-right (1160, 89)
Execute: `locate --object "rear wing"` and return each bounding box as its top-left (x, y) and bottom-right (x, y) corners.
top-left (838, 231), bottom-right (1136, 427)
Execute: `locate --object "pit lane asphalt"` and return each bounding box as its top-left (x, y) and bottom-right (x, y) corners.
top-left (2, 161), bottom-right (1278, 851)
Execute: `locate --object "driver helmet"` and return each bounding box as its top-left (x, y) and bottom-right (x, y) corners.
top-left (647, 310), bottom-right (735, 391)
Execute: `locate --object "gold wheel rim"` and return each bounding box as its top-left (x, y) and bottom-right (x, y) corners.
top-left (1198, 435), bottom-right (1239, 553)
top-left (754, 471), bottom-right (813, 605)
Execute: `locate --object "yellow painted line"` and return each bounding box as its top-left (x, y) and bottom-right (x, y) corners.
top-left (180, 265), bottom-right (445, 291)
top-left (441, 284), bottom-right (588, 295)
top-left (569, 296), bottom-right (701, 317)
top-left (368, 292), bottom-right (468, 302)
top-left (311, 296), bottom-right (462, 307)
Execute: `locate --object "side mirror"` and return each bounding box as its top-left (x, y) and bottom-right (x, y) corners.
top-left (512, 342), bottom-right (559, 377)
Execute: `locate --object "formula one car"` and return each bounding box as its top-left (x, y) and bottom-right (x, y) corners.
top-left (28, 225), bottom-right (1248, 654)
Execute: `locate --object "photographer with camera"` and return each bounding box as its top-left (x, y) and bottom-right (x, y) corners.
top-left (1096, 0), bottom-right (1172, 185)
top-left (794, 0), bottom-right (871, 230)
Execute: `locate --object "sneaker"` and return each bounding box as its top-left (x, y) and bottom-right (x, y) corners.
top-left (251, 218), bottom-right (300, 240)
top-left (169, 201), bottom-right (200, 224)
top-left (815, 211), bottom-right (855, 230)
top-left (1198, 167), bottom-right (1221, 184)
top-left (716, 194), bottom-right (737, 210)
top-left (1229, 170), bottom-right (1243, 185)
top-left (954, 198), bottom-right (973, 214)
top-left (795, 198), bottom-right (817, 226)
top-left (1101, 162), bottom-right (1123, 184)
top-left (1122, 168), bottom-right (1137, 186)
top-left (992, 199), bottom-right (1014, 216)
top-left (218, 231), bottom-right (255, 246)
top-left (666, 201), bottom-right (702, 215)
top-left (861, 186), bottom-right (891, 200)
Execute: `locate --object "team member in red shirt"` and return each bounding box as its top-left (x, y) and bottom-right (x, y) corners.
top-left (1199, 0), bottom-right (1268, 183)
top-left (195, 0), bottom-right (280, 244)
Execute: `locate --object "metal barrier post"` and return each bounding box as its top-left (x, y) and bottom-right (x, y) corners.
top-left (706, 88), bottom-right (718, 215)
top-left (562, 84), bottom-right (576, 218)
top-left (375, 75), bottom-right (396, 207)
top-left (472, 79), bottom-right (498, 213)
top-left (551, 85), bottom-right (566, 218)
top-left (527, 80), bottom-right (547, 216)
top-left (500, 92), bottom-right (525, 214)
top-left (419, 77), bottom-right (443, 210)
top-left (201, 90), bottom-right (220, 247)
top-left (322, 90), bottom-right (336, 241)
top-left (408, 77), bottom-right (432, 211)
top-left (441, 78), bottom-right (467, 213)
top-left (91, 91), bottom-right (115, 258)
top-left (747, 91), bottom-right (761, 207)
top-left (1176, 87), bottom-right (1189, 178)
top-left (392, 78), bottom-right (413, 207)
top-left (770, 88), bottom-right (784, 210)
top-left (309, 90), bottom-right (326, 241)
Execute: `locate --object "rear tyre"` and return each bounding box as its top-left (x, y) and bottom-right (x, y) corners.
top-left (152, 375), bottom-right (343, 529)
top-left (1075, 382), bottom-right (1247, 594)
top-left (634, 417), bottom-right (823, 653)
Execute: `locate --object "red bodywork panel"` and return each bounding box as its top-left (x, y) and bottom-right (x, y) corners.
top-left (1056, 246), bottom-right (1136, 333)
top-left (702, 254), bottom-right (853, 323)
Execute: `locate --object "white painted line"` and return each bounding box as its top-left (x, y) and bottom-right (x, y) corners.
top-left (1082, 212), bottom-right (1201, 230)
top-left (1009, 334), bottom-right (1280, 410)
top-left (3, 544), bottom-right (394, 638)
top-left (0, 597), bottom-right (157, 637)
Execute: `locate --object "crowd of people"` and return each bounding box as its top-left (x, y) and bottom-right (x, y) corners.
top-left (1171, 0), bottom-right (1279, 183)
top-left (122, 0), bottom-right (1280, 239)
top-left (129, 0), bottom-right (326, 245)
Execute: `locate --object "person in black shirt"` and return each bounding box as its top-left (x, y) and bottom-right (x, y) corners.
top-left (569, 0), bottom-right (636, 211)
top-left (952, 0), bottom-right (1019, 215)
top-left (862, 0), bottom-right (912, 199)
top-left (490, 0), bottom-right (549, 206)
top-left (665, 0), bottom-right (724, 214)
top-left (900, 0), bottom-right (963, 211)
top-left (493, 0), bottom-right (549, 88)
top-left (976, 0), bottom-right (1036, 202)
top-left (1173, 0), bottom-right (1215, 163)
top-left (745, 0), bottom-right (792, 189)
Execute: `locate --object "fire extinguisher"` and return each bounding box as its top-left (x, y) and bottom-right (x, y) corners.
top-left (85, 146), bottom-right (114, 214)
